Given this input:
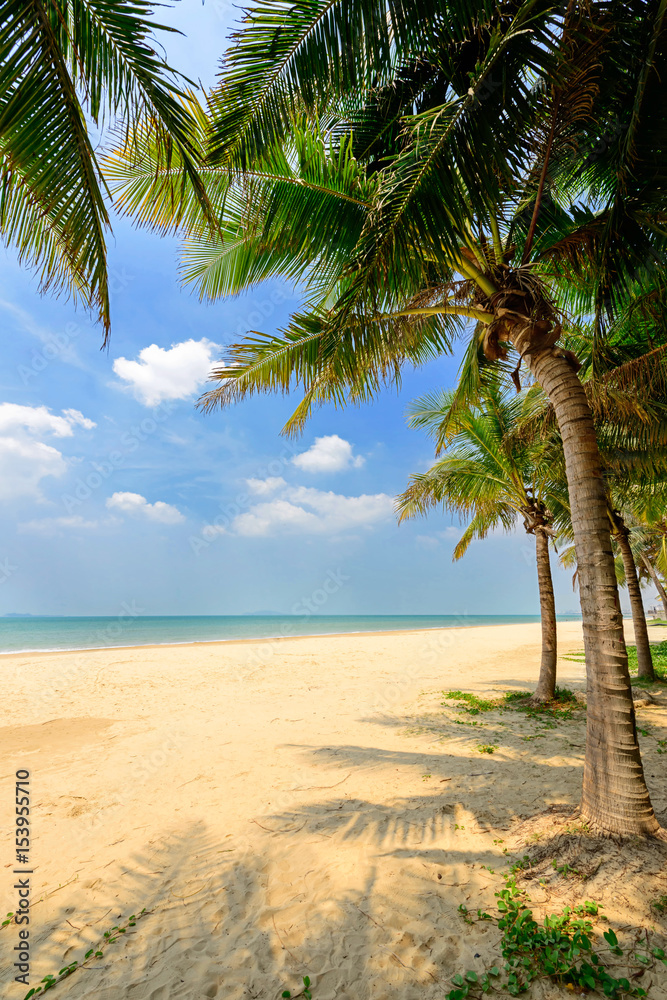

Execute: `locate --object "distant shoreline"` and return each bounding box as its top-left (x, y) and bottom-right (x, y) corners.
top-left (0, 617), bottom-right (585, 658)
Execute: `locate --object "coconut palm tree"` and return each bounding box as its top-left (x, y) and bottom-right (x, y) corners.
top-left (105, 0), bottom-right (667, 835)
top-left (397, 384), bottom-right (567, 703)
top-left (0, 0), bottom-right (208, 338)
top-left (625, 486), bottom-right (667, 620)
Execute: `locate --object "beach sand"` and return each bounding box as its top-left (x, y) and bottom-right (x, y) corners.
top-left (1, 620), bottom-right (667, 999)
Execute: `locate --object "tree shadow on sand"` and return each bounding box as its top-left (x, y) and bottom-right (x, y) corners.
top-left (4, 696), bottom-right (667, 1000)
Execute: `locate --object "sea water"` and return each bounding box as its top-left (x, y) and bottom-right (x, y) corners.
top-left (0, 614), bottom-right (581, 654)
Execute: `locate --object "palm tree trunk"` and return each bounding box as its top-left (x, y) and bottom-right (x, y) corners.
top-left (532, 526), bottom-right (557, 702)
top-left (515, 339), bottom-right (660, 836)
top-left (641, 553), bottom-right (667, 619)
top-left (615, 529), bottom-right (654, 680)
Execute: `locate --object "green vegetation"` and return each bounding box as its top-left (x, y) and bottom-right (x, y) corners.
top-left (102, 0), bottom-right (667, 836)
top-left (444, 691), bottom-right (498, 714)
top-left (566, 644), bottom-right (667, 681)
top-left (627, 643), bottom-right (667, 680)
top-left (444, 687), bottom-right (583, 726)
top-left (476, 744), bottom-right (499, 755)
top-left (282, 976), bottom-right (313, 999)
top-left (23, 910), bottom-right (147, 999)
top-left (2, 3), bottom-right (207, 337)
top-left (449, 879), bottom-right (664, 1000)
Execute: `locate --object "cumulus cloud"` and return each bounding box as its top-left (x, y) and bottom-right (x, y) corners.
top-left (245, 476), bottom-right (287, 495)
top-left (0, 403), bottom-right (95, 437)
top-left (0, 403), bottom-right (96, 500)
top-left (112, 338), bottom-right (219, 406)
top-left (106, 491), bottom-right (185, 524)
top-left (292, 435), bottom-right (364, 473)
top-left (204, 483), bottom-right (393, 538)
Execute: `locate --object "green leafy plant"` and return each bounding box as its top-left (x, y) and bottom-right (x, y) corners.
top-left (447, 878), bottom-right (660, 1000)
top-left (23, 910), bottom-right (147, 998)
top-left (476, 744), bottom-right (499, 754)
top-left (552, 859), bottom-right (581, 878)
top-left (282, 975), bottom-right (313, 999)
top-left (2, 911), bottom-right (14, 928)
top-left (651, 895), bottom-right (667, 914)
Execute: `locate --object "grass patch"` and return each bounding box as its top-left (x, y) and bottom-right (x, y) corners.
top-left (565, 642), bottom-right (667, 682)
top-left (504, 686), bottom-right (581, 724)
top-left (627, 640), bottom-right (667, 681)
top-left (442, 688), bottom-right (584, 733)
top-left (443, 691), bottom-right (498, 714)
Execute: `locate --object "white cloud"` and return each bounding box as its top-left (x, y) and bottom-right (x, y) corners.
top-left (245, 476), bottom-right (287, 495)
top-left (106, 491), bottom-right (185, 524)
top-left (205, 484), bottom-right (393, 538)
top-left (112, 338), bottom-right (219, 406)
top-left (292, 435), bottom-right (365, 473)
top-left (0, 403), bottom-right (95, 438)
top-left (0, 403), bottom-right (96, 500)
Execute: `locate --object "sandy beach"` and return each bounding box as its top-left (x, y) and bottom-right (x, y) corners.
top-left (2, 620), bottom-right (667, 1000)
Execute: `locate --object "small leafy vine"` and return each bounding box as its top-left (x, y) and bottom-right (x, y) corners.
top-left (23, 909), bottom-right (149, 999)
top-left (448, 878), bottom-right (666, 1000)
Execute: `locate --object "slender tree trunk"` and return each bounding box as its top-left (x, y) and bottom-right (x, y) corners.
top-left (615, 529), bottom-right (654, 680)
top-left (514, 337), bottom-right (660, 836)
top-left (641, 553), bottom-right (667, 619)
top-left (531, 526), bottom-right (557, 702)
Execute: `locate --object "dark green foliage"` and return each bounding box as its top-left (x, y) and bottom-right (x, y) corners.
top-left (282, 975), bottom-right (313, 999)
top-left (0, 2), bottom-right (206, 338)
top-left (448, 878), bottom-right (661, 1000)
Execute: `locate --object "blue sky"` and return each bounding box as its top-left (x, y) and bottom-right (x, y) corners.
top-left (0, 1), bottom-right (612, 617)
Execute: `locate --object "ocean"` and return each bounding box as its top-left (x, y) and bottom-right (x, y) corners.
top-left (0, 614), bottom-right (581, 654)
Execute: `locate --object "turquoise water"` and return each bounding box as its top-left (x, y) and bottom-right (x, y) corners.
top-left (0, 614), bottom-right (581, 654)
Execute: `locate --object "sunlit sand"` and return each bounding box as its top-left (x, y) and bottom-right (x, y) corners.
top-left (2, 621), bottom-right (666, 999)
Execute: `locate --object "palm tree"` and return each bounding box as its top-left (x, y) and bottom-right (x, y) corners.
top-left (397, 384), bottom-right (566, 703)
top-left (0, 1), bottom-right (208, 338)
top-left (558, 503), bottom-right (656, 681)
top-left (625, 487), bottom-right (667, 620)
top-left (608, 508), bottom-right (655, 681)
top-left (106, 1), bottom-right (667, 836)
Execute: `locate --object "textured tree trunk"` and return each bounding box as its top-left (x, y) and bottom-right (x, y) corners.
top-left (641, 554), bottom-right (667, 619)
top-left (532, 526), bottom-right (557, 702)
top-left (615, 529), bottom-right (654, 680)
top-left (514, 337), bottom-right (660, 836)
